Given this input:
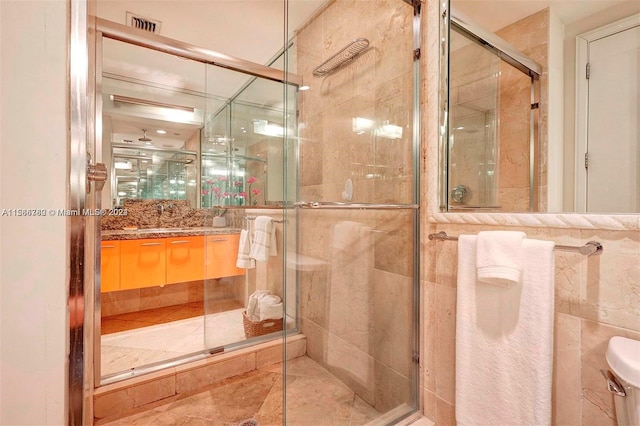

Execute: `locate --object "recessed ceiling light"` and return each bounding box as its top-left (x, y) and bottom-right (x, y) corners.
top-left (156, 129), bottom-right (167, 134)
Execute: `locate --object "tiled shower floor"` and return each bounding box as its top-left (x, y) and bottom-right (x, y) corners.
top-left (97, 356), bottom-right (383, 426)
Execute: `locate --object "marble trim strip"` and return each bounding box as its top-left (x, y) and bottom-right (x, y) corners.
top-left (428, 212), bottom-right (640, 231)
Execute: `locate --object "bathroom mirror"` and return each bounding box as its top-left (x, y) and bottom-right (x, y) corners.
top-left (441, 0), bottom-right (640, 214)
top-left (100, 37), bottom-right (295, 209)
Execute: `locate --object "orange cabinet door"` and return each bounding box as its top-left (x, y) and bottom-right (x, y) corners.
top-left (100, 240), bottom-right (120, 292)
top-left (120, 238), bottom-right (166, 289)
top-left (166, 236), bottom-right (205, 284)
top-left (205, 233), bottom-right (245, 279)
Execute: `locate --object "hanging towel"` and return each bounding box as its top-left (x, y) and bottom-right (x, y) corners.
top-left (236, 229), bottom-right (255, 269)
top-left (476, 230), bottom-right (526, 287)
top-left (249, 216), bottom-right (278, 262)
top-left (332, 221), bottom-right (366, 252)
top-left (455, 234), bottom-right (555, 426)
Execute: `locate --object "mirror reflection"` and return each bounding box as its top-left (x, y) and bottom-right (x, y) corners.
top-left (101, 38), bottom-right (292, 209)
top-left (443, 0), bottom-right (640, 213)
top-left (447, 17), bottom-right (540, 212)
top-left (98, 21), bottom-right (299, 382)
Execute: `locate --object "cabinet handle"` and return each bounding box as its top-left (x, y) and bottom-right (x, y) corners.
top-left (171, 240), bottom-right (191, 245)
top-left (101, 245), bottom-right (116, 249)
top-left (208, 238), bottom-right (228, 242)
top-left (141, 242), bottom-right (163, 246)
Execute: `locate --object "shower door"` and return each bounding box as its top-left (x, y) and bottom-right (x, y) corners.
top-left (447, 23), bottom-right (539, 212)
top-left (95, 25), bottom-right (299, 385)
top-left (284, 0), bottom-right (420, 423)
top-left (201, 59), bottom-right (297, 350)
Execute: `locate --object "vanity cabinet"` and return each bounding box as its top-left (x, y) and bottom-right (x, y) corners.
top-left (166, 236), bottom-right (205, 284)
top-left (100, 241), bottom-right (121, 292)
top-left (205, 233), bottom-right (244, 279)
top-left (101, 232), bottom-right (244, 292)
top-left (120, 238), bottom-right (167, 290)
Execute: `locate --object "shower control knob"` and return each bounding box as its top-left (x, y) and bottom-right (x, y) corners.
top-left (451, 185), bottom-right (468, 204)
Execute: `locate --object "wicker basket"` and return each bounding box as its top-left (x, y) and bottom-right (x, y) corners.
top-left (242, 311), bottom-right (283, 338)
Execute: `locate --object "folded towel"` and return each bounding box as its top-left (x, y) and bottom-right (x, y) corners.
top-left (246, 291), bottom-right (283, 321)
top-left (476, 230), bottom-right (526, 287)
top-left (236, 229), bottom-right (255, 269)
top-left (456, 234), bottom-right (555, 426)
top-left (249, 216), bottom-right (278, 262)
top-left (258, 295), bottom-right (283, 321)
top-left (246, 290), bottom-right (271, 321)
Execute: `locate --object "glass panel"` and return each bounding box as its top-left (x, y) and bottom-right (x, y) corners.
top-left (448, 30), bottom-right (501, 209)
top-left (286, 209), bottom-right (417, 422)
top-left (285, 0), bottom-right (418, 423)
top-left (99, 36), bottom-right (295, 383)
top-left (202, 61), bottom-right (295, 355)
top-left (448, 26), bottom-right (535, 211)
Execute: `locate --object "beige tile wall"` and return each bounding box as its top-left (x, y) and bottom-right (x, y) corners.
top-left (296, 0), bottom-right (415, 205)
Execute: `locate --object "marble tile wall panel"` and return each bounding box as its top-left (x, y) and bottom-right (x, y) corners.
top-left (296, 0), bottom-right (415, 205)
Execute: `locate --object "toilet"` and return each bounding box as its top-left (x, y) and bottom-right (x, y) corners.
top-left (603, 336), bottom-right (640, 426)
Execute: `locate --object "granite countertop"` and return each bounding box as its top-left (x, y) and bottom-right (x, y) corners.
top-left (102, 227), bottom-right (242, 241)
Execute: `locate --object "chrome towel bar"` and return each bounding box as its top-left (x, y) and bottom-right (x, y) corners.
top-left (244, 217), bottom-right (287, 223)
top-left (428, 231), bottom-right (603, 256)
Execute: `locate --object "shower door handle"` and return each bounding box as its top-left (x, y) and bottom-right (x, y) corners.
top-left (87, 160), bottom-right (108, 193)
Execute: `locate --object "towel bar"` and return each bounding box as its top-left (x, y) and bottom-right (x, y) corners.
top-left (428, 231), bottom-right (603, 256)
top-left (244, 217), bottom-right (287, 223)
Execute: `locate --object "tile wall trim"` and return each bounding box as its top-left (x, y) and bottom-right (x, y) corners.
top-left (428, 212), bottom-right (640, 231)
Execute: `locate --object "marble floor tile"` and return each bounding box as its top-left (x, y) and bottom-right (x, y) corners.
top-left (102, 309), bottom-right (247, 376)
top-left (97, 356), bottom-right (385, 426)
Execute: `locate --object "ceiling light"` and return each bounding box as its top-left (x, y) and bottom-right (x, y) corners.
top-left (114, 161), bottom-right (132, 170)
top-left (156, 129), bottom-right (167, 134)
top-left (352, 117), bottom-right (375, 134)
top-left (377, 122), bottom-right (403, 140)
top-left (299, 85), bottom-right (310, 91)
top-left (253, 120), bottom-right (284, 137)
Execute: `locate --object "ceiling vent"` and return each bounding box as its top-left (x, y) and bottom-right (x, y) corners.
top-left (126, 12), bottom-right (161, 33)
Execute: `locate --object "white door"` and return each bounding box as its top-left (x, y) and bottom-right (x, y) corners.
top-left (577, 17), bottom-right (640, 213)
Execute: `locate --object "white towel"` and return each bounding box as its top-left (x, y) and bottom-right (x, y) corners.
top-left (249, 216), bottom-right (278, 262)
top-left (246, 290), bottom-right (270, 321)
top-left (455, 235), bottom-right (555, 426)
top-left (236, 229), bottom-right (255, 269)
top-left (332, 221), bottom-right (366, 252)
top-left (258, 294), bottom-right (283, 321)
top-left (476, 230), bottom-right (526, 287)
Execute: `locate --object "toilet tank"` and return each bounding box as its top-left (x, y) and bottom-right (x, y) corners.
top-left (606, 336), bottom-right (640, 426)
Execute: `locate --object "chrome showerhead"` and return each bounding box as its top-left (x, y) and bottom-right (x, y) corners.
top-left (138, 129), bottom-right (152, 142)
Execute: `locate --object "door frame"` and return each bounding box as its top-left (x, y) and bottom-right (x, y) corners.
top-left (574, 13), bottom-right (640, 212)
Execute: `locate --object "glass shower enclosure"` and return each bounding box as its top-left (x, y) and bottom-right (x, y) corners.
top-left (93, 0), bottom-right (420, 423)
